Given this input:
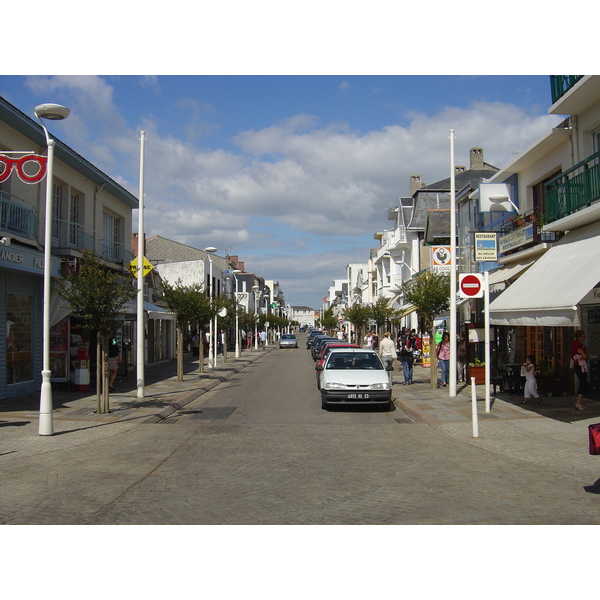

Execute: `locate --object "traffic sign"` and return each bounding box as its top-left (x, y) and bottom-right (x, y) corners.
top-left (459, 273), bottom-right (484, 298)
top-left (128, 256), bottom-right (154, 278)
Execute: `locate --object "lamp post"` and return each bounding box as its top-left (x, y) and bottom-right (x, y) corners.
top-left (204, 247), bottom-right (217, 368)
top-left (252, 285), bottom-right (260, 350)
top-left (232, 269), bottom-right (242, 357)
top-left (35, 103), bottom-right (70, 436)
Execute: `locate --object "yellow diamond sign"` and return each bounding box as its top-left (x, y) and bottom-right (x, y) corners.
top-left (128, 256), bottom-right (154, 278)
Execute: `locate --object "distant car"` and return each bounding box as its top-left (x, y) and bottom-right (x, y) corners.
top-left (316, 348), bottom-right (393, 410)
top-left (279, 334), bottom-right (298, 349)
top-left (306, 330), bottom-right (325, 349)
top-left (311, 336), bottom-right (338, 360)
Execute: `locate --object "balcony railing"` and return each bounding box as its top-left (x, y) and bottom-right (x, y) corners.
top-left (545, 150), bottom-right (600, 222)
top-left (0, 190), bottom-right (37, 239)
top-left (550, 75), bottom-right (584, 104)
top-left (98, 239), bottom-right (133, 265)
top-left (51, 218), bottom-right (96, 252)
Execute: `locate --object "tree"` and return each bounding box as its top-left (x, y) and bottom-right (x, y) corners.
top-left (341, 304), bottom-right (371, 346)
top-left (401, 271), bottom-right (451, 389)
top-left (369, 297), bottom-right (396, 333)
top-left (320, 307), bottom-right (339, 332)
top-left (54, 249), bottom-right (138, 413)
top-left (161, 279), bottom-right (205, 381)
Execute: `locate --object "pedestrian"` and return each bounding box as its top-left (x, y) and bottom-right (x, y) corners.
top-left (457, 336), bottom-right (466, 382)
top-left (436, 332), bottom-right (450, 387)
top-left (572, 330), bottom-right (594, 410)
top-left (378, 332), bottom-right (396, 383)
top-left (191, 329), bottom-right (199, 356)
top-left (337, 329), bottom-right (344, 341)
top-left (397, 327), bottom-right (417, 385)
top-left (218, 329), bottom-right (226, 355)
top-left (260, 329), bottom-right (267, 349)
top-left (521, 354), bottom-right (541, 404)
top-left (107, 336), bottom-right (121, 392)
top-left (364, 331), bottom-right (373, 348)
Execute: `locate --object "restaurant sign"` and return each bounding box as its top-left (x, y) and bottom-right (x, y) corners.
top-left (498, 223), bottom-right (535, 255)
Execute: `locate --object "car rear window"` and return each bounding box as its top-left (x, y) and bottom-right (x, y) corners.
top-left (326, 353), bottom-right (384, 370)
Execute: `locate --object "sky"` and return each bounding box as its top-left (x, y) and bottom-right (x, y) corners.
top-left (1, 3), bottom-right (590, 310)
top-left (0, 74), bottom-right (564, 307)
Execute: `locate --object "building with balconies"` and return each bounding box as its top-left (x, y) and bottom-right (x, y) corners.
top-left (0, 96), bottom-right (139, 400)
top-left (479, 76), bottom-right (600, 393)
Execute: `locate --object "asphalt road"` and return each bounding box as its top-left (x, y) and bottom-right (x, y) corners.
top-left (2, 337), bottom-right (600, 525)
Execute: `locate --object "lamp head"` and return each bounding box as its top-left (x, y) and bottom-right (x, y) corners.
top-left (204, 246), bottom-right (218, 253)
top-left (34, 103), bottom-right (71, 121)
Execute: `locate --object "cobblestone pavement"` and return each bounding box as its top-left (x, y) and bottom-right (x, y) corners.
top-left (1, 347), bottom-right (600, 525)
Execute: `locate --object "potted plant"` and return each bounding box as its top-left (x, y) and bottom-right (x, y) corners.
top-left (467, 358), bottom-right (486, 384)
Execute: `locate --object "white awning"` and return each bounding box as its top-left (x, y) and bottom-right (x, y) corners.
top-left (122, 300), bottom-right (175, 321)
top-left (487, 260), bottom-right (534, 292)
top-left (489, 221), bottom-right (600, 327)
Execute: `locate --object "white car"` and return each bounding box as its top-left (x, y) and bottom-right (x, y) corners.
top-left (316, 348), bottom-right (393, 410)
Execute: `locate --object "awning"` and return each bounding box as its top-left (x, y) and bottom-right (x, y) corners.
top-left (122, 300), bottom-right (175, 321)
top-left (489, 222), bottom-right (600, 326)
top-left (487, 260), bottom-right (534, 293)
top-left (398, 304), bottom-right (417, 317)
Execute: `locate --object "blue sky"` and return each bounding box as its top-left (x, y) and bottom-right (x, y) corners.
top-left (0, 74), bottom-right (563, 308)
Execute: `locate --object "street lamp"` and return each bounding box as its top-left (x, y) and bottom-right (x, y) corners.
top-left (232, 269), bottom-right (242, 357)
top-left (204, 247), bottom-right (218, 368)
top-left (35, 103), bottom-right (70, 436)
top-left (252, 285), bottom-right (260, 350)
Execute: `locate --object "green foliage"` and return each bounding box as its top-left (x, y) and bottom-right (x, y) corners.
top-left (369, 297), bottom-right (395, 330)
top-left (401, 271), bottom-right (450, 327)
top-left (53, 249), bottom-right (137, 337)
top-left (342, 304), bottom-right (371, 329)
top-left (161, 279), bottom-right (205, 326)
top-left (320, 307), bottom-right (339, 331)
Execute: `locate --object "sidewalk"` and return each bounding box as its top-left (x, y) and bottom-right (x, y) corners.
top-left (0, 348), bottom-right (270, 428)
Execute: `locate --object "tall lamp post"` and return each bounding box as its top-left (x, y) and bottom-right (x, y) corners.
top-left (232, 269), bottom-right (242, 357)
top-left (204, 247), bottom-right (217, 368)
top-left (35, 103), bottom-right (70, 436)
top-left (252, 285), bottom-right (260, 350)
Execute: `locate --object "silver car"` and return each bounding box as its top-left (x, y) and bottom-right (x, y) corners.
top-left (279, 334), bottom-right (298, 349)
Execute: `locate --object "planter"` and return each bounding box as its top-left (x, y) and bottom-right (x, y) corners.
top-left (467, 365), bottom-right (486, 385)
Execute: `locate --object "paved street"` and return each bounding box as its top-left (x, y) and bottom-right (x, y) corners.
top-left (2, 336), bottom-right (600, 525)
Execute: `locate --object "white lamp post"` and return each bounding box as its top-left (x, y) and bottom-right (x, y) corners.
top-left (35, 103), bottom-right (70, 436)
top-left (252, 285), bottom-right (260, 350)
top-left (232, 269), bottom-right (242, 357)
top-left (204, 247), bottom-right (217, 368)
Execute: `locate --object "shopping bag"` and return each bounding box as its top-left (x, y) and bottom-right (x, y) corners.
top-left (588, 423), bottom-right (600, 455)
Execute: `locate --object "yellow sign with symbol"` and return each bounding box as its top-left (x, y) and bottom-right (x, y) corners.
top-left (128, 256), bottom-right (154, 278)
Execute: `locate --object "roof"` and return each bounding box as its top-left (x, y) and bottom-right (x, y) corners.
top-left (0, 96), bottom-right (138, 209)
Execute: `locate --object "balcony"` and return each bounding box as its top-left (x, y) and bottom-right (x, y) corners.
top-left (98, 239), bottom-right (133, 265)
top-left (52, 218), bottom-right (96, 253)
top-left (550, 76), bottom-right (584, 104)
top-left (0, 190), bottom-right (36, 239)
top-left (545, 151), bottom-right (600, 223)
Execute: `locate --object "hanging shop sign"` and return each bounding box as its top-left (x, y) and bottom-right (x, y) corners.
top-left (432, 246), bottom-right (452, 274)
top-left (474, 232), bottom-right (498, 262)
top-left (0, 153), bottom-right (47, 184)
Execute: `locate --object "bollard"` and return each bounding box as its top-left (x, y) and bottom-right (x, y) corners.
top-left (471, 376), bottom-right (479, 438)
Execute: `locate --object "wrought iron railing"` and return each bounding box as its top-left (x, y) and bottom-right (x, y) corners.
top-left (51, 217), bottom-right (96, 252)
top-left (98, 239), bottom-right (133, 265)
top-left (0, 190), bottom-right (37, 239)
top-left (545, 150), bottom-right (600, 222)
top-left (550, 75), bottom-right (584, 104)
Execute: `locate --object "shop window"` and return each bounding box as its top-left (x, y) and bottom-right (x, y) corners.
top-left (6, 293), bottom-right (33, 384)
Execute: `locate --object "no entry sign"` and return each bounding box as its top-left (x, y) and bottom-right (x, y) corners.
top-left (459, 273), bottom-right (484, 298)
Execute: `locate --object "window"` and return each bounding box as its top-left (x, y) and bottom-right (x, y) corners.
top-left (102, 211), bottom-right (121, 261)
top-left (6, 293), bottom-right (33, 384)
top-left (533, 170), bottom-right (561, 215)
top-left (51, 182), bottom-right (62, 243)
top-left (69, 191), bottom-right (81, 248)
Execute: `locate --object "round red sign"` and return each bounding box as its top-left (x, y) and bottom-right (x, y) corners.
top-left (460, 274), bottom-right (482, 297)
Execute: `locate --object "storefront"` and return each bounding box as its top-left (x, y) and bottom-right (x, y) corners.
top-left (1, 244), bottom-right (61, 401)
top-left (489, 221), bottom-right (600, 396)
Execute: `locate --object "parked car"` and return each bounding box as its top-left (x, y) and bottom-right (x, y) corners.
top-left (316, 348), bottom-right (393, 410)
top-left (311, 336), bottom-right (338, 361)
top-left (279, 334), bottom-right (298, 349)
top-left (306, 330), bottom-right (325, 349)
top-left (315, 343), bottom-right (360, 387)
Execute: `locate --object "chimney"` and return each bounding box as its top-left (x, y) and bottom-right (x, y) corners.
top-left (455, 166), bottom-right (466, 174)
top-left (470, 147), bottom-right (484, 170)
top-left (410, 175), bottom-right (424, 196)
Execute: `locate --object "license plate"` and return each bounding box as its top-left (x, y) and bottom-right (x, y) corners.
top-left (347, 393), bottom-right (370, 399)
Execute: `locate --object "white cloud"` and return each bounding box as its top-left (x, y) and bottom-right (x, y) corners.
top-left (20, 76), bottom-right (562, 306)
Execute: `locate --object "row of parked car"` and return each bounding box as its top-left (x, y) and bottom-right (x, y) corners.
top-left (305, 329), bottom-right (393, 411)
